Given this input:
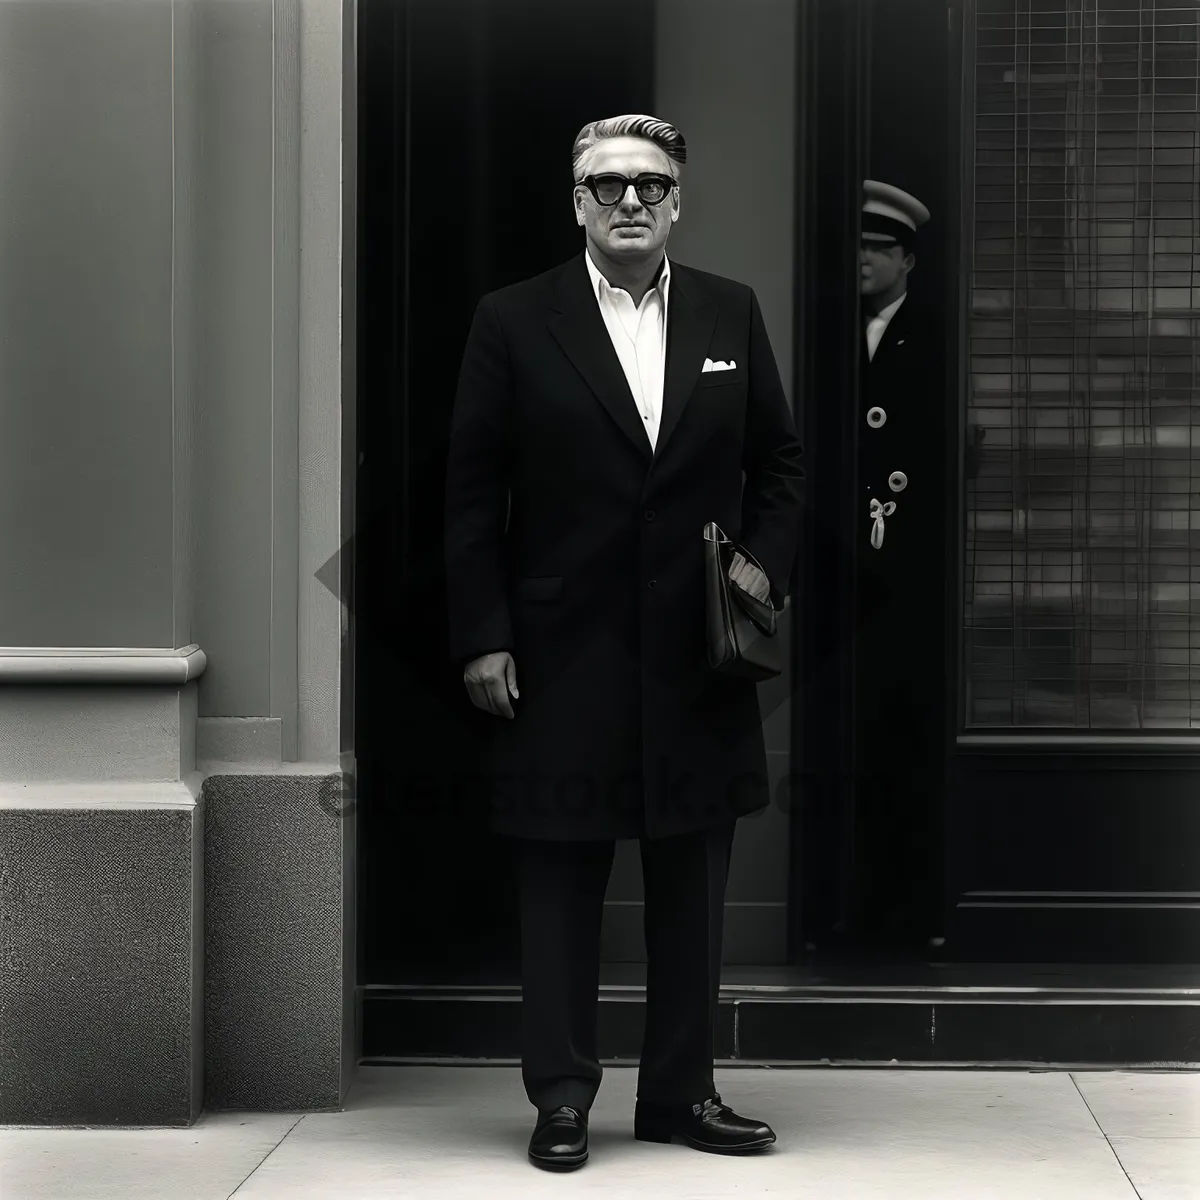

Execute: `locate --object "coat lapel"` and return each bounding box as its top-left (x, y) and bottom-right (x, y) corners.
top-left (547, 255), bottom-right (652, 459)
top-left (656, 264), bottom-right (717, 461)
top-left (545, 254), bottom-right (717, 463)
top-left (870, 296), bottom-right (912, 367)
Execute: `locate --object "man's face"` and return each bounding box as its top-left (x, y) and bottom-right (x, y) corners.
top-left (573, 136), bottom-right (679, 263)
top-left (860, 235), bottom-right (914, 297)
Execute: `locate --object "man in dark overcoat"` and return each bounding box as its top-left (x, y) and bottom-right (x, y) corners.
top-left (854, 180), bottom-right (945, 951)
top-left (444, 113), bottom-right (804, 1170)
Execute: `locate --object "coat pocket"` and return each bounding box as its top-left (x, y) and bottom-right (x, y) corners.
top-left (698, 371), bottom-right (743, 389)
top-left (513, 575), bottom-right (564, 603)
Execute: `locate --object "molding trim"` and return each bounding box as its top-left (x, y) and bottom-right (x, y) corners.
top-left (958, 734), bottom-right (1200, 750)
top-left (0, 780), bottom-right (200, 809)
top-left (194, 760), bottom-right (340, 777)
top-left (0, 644), bottom-right (207, 684)
top-left (0, 765), bottom-right (341, 808)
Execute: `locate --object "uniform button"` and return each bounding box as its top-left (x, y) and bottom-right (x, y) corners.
top-left (647, 579), bottom-right (657, 589)
top-left (644, 509), bottom-right (655, 521)
top-left (867, 406), bottom-right (887, 428)
top-left (889, 471), bottom-right (908, 492)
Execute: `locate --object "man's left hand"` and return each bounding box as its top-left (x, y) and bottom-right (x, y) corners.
top-left (728, 551), bottom-right (771, 604)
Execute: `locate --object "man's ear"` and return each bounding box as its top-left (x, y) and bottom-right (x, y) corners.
top-left (902, 250), bottom-right (916, 274)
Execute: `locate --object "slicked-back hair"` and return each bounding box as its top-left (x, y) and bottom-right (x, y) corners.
top-left (571, 114), bottom-right (687, 182)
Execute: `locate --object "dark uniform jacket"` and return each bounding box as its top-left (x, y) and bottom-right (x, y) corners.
top-left (853, 291), bottom-right (946, 929)
top-left (445, 253), bottom-right (805, 841)
top-left (856, 293), bottom-right (945, 744)
top-left (860, 300), bottom-right (936, 565)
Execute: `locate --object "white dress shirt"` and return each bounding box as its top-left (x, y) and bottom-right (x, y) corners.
top-left (585, 248), bottom-right (671, 449)
top-left (865, 291), bottom-right (906, 362)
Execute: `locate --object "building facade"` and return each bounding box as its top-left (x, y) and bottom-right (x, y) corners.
top-left (2, 0), bottom-right (1197, 1129)
top-left (0, 0), bottom-right (356, 1125)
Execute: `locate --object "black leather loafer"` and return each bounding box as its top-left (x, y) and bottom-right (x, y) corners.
top-left (634, 1093), bottom-right (776, 1154)
top-left (528, 1105), bottom-right (588, 1170)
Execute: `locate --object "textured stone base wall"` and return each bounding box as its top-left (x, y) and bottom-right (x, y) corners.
top-left (0, 794), bottom-right (202, 1126)
top-left (0, 767), bottom-right (354, 1127)
top-left (202, 768), bottom-right (353, 1112)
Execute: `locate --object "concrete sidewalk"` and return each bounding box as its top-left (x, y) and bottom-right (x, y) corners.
top-left (2, 1065), bottom-right (1197, 1198)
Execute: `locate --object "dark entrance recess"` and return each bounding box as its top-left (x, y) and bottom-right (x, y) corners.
top-left (793, 0), bottom-right (871, 954)
top-left (355, 0), bottom-right (657, 983)
top-left (354, 0), bottom-right (1200, 1065)
top-left (796, 0), bottom-right (956, 955)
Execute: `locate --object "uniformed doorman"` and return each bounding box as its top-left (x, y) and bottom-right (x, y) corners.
top-left (860, 180), bottom-right (930, 556)
top-left (853, 180), bottom-right (945, 952)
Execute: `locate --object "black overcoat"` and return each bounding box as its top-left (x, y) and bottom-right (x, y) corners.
top-left (444, 253), bottom-right (805, 841)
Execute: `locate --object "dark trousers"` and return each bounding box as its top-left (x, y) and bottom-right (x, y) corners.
top-left (516, 822), bottom-right (736, 1116)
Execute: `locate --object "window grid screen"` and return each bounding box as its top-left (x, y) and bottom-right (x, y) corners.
top-left (965, 0), bottom-right (1200, 728)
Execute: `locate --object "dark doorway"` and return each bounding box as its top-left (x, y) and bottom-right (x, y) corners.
top-left (354, 0), bottom-right (656, 985)
top-left (358, 0), bottom-right (962, 986)
top-left (848, 0), bottom-right (956, 949)
top-left (797, 0), bottom-right (959, 956)
top-left (356, 0), bottom-right (963, 996)
top-left (351, 0), bottom-right (1200, 1073)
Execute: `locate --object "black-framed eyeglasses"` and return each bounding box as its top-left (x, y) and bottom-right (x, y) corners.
top-left (576, 173), bottom-right (676, 207)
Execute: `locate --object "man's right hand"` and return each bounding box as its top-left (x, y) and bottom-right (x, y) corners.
top-left (463, 651), bottom-right (519, 719)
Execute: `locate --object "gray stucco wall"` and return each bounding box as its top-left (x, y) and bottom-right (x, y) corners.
top-left (0, 0), bottom-right (343, 766)
top-left (0, 0), bottom-right (351, 1125)
top-left (0, 0), bottom-right (177, 648)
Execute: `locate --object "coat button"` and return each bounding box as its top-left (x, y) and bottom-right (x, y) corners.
top-left (888, 471), bottom-right (908, 492)
top-left (867, 406), bottom-right (887, 428)
top-left (644, 509), bottom-right (655, 521)
top-left (647, 579), bottom-right (657, 589)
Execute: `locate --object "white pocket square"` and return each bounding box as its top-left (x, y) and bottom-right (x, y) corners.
top-left (701, 358), bottom-right (736, 372)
